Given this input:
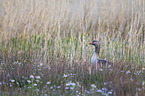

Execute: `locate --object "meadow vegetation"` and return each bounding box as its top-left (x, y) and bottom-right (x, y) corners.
top-left (0, 0), bottom-right (145, 96)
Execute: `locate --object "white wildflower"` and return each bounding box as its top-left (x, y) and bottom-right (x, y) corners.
top-left (108, 91), bottom-right (112, 94)
top-left (57, 86), bottom-right (61, 88)
top-left (63, 74), bottom-right (68, 78)
top-left (91, 84), bottom-right (96, 88)
top-left (66, 83), bottom-right (70, 86)
top-left (71, 82), bottom-right (76, 86)
top-left (126, 70), bottom-right (131, 74)
top-left (47, 81), bottom-right (51, 84)
top-left (40, 63), bottom-right (43, 66)
top-left (16, 82), bottom-right (19, 85)
top-left (66, 81), bottom-right (76, 86)
top-left (10, 84), bottom-right (12, 87)
top-left (99, 69), bottom-right (103, 71)
top-left (70, 87), bottom-right (74, 89)
top-left (130, 78), bottom-right (133, 81)
top-left (142, 81), bottom-right (145, 86)
top-left (50, 86), bottom-right (53, 89)
top-left (97, 90), bottom-right (102, 92)
top-left (33, 83), bottom-right (37, 86)
top-left (30, 75), bottom-right (34, 79)
top-left (10, 79), bottom-right (15, 83)
top-left (35, 76), bottom-right (41, 79)
top-left (142, 68), bottom-right (145, 71)
top-left (35, 89), bottom-right (39, 92)
top-left (27, 80), bottom-right (31, 83)
top-left (65, 87), bottom-right (69, 89)
top-left (36, 80), bottom-right (39, 83)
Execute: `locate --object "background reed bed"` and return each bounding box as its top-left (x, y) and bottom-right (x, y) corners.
top-left (0, 0), bottom-right (145, 95)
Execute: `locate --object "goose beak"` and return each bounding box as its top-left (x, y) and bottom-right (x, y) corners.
top-left (89, 42), bottom-right (93, 45)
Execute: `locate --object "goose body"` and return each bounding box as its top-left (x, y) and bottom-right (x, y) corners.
top-left (89, 40), bottom-right (112, 67)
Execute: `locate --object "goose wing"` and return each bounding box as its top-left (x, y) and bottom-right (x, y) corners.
top-left (97, 59), bottom-right (113, 65)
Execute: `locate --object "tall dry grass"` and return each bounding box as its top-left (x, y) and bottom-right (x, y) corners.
top-left (0, 0), bottom-right (145, 95)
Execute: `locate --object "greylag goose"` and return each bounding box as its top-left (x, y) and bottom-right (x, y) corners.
top-left (89, 40), bottom-right (112, 68)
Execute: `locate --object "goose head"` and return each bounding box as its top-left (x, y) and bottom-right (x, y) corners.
top-left (89, 40), bottom-right (100, 54)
